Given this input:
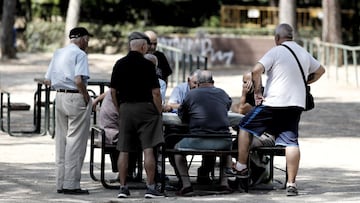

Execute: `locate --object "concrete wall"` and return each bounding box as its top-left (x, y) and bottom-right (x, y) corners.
top-left (159, 35), bottom-right (275, 67)
top-left (210, 36), bottom-right (275, 66)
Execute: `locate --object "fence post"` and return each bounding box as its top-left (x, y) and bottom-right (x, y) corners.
top-left (352, 50), bottom-right (358, 87)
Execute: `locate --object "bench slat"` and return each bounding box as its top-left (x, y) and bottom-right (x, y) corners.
top-left (2, 102), bottom-right (31, 111)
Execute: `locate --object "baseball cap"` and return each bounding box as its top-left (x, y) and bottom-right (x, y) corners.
top-left (69, 27), bottom-right (93, 39)
top-left (128, 31), bottom-right (150, 44)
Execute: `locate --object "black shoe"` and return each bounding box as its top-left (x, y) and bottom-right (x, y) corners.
top-left (233, 168), bottom-right (250, 178)
top-left (286, 183), bottom-right (298, 196)
top-left (224, 167), bottom-right (237, 176)
top-left (144, 187), bottom-right (165, 198)
top-left (118, 186), bottom-right (130, 198)
top-left (57, 189), bottom-right (63, 193)
top-left (176, 186), bottom-right (194, 196)
top-left (63, 189), bottom-right (89, 195)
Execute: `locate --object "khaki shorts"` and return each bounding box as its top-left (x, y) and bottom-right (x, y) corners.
top-left (117, 102), bottom-right (164, 152)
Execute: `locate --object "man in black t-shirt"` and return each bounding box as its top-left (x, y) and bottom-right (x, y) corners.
top-left (110, 31), bottom-right (164, 199)
top-left (145, 30), bottom-right (173, 84)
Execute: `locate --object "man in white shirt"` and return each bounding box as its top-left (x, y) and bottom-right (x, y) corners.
top-left (233, 23), bottom-right (325, 196)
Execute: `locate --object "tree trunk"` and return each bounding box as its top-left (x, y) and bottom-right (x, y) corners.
top-left (322, 0), bottom-right (342, 65)
top-left (64, 0), bottom-right (81, 45)
top-left (1, 0), bottom-right (17, 59)
top-left (322, 0), bottom-right (342, 43)
top-left (279, 0), bottom-right (297, 39)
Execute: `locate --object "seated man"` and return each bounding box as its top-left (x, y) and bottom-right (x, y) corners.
top-left (144, 53), bottom-right (167, 105)
top-left (163, 69), bottom-right (201, 145)
top-left (165, 69), bottom-right (216, 184)
top-left (229, 72), bottom-right (275, 185)
top-left (174, 70), bottom-right (233, 195)
top-left (92, 90), bottom-right (140, 181)
top-left (166, 69), bottom-right (200, 110)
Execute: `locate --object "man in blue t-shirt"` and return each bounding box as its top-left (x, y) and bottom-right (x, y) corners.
top-left (174, 70), bottom-right (233, 195)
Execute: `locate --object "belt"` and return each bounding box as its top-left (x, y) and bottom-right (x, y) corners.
top-left (56, 89), bottom-right (79, 93)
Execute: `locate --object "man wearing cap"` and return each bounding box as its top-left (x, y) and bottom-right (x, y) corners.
top-left (110, 31), bottom-right (164, 198)
top-left (45, 27), bottom-right (93, 195)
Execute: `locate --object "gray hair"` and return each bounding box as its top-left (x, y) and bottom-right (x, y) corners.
top-left (144, 53), bottom-right (158, 66)
top-left (129, 39), bottom-right (146, 50)
top-left (189, 69), bottom-right (201, 77)
top-left (275, 23), bottom-right (293, 39)
top-left (197, 70), bottom-right (214, 84)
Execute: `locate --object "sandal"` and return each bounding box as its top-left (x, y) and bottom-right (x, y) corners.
top-left (175, 186), bottom-right (194, 196)
top-left (218, 185), bottom-right (234, 193)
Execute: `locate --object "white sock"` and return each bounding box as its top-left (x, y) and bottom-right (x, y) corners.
top-left (235, 161), bottom-right (247, 171)
top-left (286, 182), bottom-right (297, 187)
top-left (147, 184), bottom-right (156, 190)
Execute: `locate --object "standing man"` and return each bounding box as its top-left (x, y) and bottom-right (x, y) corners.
top-left (233, 23), bottom-right (325, 196)
top-left (45, 27), bottom-right (93, 195)
top-left (110, 31), bottom-right (164, 199)
top-left (144, 30), bottom-right (173, 84)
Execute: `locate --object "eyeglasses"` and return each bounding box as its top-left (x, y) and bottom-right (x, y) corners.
top-left (149, 42), bottom-right (157, 46)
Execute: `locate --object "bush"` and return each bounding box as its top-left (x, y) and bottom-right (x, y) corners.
top-left (20, 21), bottom-right (321, 54)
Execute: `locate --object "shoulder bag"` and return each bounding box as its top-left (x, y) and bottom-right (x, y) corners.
top-left (281, 44), bottom-right (315, 111)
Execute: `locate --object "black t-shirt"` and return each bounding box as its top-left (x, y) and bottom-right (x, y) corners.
top-left (110, 51), bottom-right (160, 104)
top-left (154, 51), bottom-right (172, 82)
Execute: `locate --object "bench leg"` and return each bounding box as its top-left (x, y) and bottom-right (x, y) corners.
top-left (89, 128), bottom-right (99, 181)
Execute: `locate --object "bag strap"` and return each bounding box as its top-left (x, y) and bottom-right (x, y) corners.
top-left (280, 44), bottom-right (307, 87)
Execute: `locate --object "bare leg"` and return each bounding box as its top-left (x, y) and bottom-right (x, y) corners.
top-left (237, 130), bottom-right (251, 165)
top-left (174, 154), bottom-right (191, 189)
top-left (221, 155), bottom-right (230, 186)
top-left (143, 148), bottom-right (156, 186)
top-left (118, 152), bottom-right (129, 186)
top-left (285, 146), bottom-right (300, 183)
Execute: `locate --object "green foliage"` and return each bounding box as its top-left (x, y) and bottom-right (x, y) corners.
top-left (203, 16), bottom-right (221, 27)
top-left (25, 21), bottom-right (64, 52)
top-left (21, 21), bottom-right (322, 53)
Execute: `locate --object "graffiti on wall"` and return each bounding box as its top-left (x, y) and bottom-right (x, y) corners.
top-left (158, 36), bottom-right (234, 66)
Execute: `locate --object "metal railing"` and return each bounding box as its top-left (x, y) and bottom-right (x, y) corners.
top-left (300, 38), bottom-right (360, 87)
top-left (157, 43), bottom-right (208, 88)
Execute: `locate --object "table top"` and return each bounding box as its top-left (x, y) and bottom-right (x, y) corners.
top-left (34, 77), bottom-right (46, 84)
top-left (88, 79), bottom-right (110, 86)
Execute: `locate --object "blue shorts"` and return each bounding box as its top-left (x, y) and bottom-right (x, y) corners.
top-left (239, 105), bottom-right (302, 147)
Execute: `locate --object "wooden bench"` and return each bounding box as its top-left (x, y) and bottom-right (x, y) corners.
top-left (89, 126), bottom-right (144, 189)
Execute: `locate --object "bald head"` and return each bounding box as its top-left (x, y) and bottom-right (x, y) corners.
top-left (144, 30), bottom-right (157, 40)
top-left (144, 30), bottom-right (158, 53)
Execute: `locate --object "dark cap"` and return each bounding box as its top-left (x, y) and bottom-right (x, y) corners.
top-left (128, 31), bottom-right (150, 44)
top-left (69, 27), bottom-right (93, 39)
